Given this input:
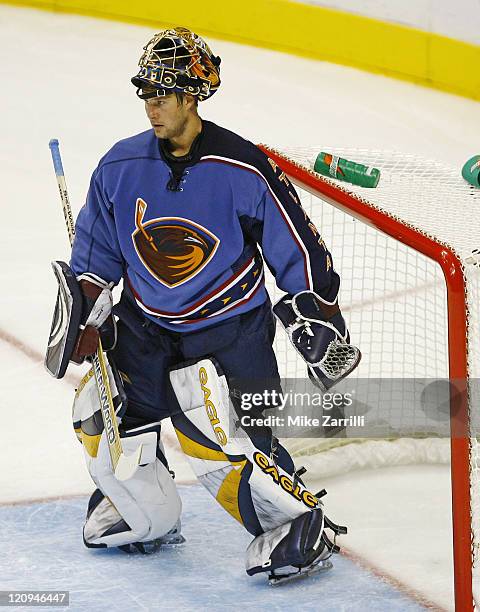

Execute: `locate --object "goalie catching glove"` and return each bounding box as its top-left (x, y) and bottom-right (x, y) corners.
top-left (273, 291), bottom-right (361, 390)
top-left (45, 261), bottom-right (116, 378)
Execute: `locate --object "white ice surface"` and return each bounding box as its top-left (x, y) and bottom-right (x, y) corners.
top-left (0, 487), bottom-right (429, 612)
top-left (1, 4), bottom-right (480, 610)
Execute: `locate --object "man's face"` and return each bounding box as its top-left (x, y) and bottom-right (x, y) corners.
top-left (144, 93), bottom-right (189, 140)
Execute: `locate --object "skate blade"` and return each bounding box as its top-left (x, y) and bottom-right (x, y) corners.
top-left (268, 559), bottom-right (333, 586)
top-left (155, 534), bottom-right (186, 549)
top-left (118, 534), bottom-right (186, 554)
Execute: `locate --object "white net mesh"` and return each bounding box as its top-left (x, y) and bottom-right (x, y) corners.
top-left (263, 147), bottom-right (480, 605)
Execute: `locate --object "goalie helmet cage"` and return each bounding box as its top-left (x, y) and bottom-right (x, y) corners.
top-left (259, 145), bottom-right (480, 611)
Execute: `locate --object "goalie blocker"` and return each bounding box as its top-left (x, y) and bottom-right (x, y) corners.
top-left (45, 261), bottom-right (116, 378)
top-left (273, 290), bottom-right (361, 390)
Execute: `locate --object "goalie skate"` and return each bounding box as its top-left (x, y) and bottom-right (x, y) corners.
top-left (154, 521), bottom-right (186, 548)
top-left (268, 558), bottom-right (333, 586)
top-left (118, 521), bottom-right (186, 554)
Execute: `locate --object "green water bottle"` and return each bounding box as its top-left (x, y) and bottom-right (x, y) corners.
top-left (462, 155), bottom-right (480, 187)
top-left (313, 152), bottom-right (381, 188)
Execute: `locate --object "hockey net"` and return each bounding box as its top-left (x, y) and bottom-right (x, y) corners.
top-left (259, 145), bottom-right (480, 611)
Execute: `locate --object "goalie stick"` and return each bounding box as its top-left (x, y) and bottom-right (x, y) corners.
top-left (48, 139), bottom-right (143, 481)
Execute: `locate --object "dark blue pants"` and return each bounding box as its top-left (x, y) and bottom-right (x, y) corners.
top-left (112, 292), bottom-right (281, 427)
top-left (112, 290), bottom-right (295, 487)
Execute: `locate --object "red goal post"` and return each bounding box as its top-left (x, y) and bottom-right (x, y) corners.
top-left (259, 144), bottom-right (479, 611)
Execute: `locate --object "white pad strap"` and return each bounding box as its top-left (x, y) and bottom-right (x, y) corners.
top-left (77, 273), bottom-right (114, 329)
top-left (291, 291), bottom-right (347, 342)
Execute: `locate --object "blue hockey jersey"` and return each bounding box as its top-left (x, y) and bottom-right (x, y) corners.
top-left (70, 121), bottom-right (340, 332)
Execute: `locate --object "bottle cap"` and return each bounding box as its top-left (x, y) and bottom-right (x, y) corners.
top-left (462, 155), bottom-right (480, 187)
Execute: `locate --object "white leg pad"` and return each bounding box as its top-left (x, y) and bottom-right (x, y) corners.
top-left (84, 427), bottom-right (182, 548)
top-left (73, 366), bottom-right (181, 548)
top-left (170, 358), bottom-right (320, 534)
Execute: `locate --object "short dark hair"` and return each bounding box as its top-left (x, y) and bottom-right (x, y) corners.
top-left (175, 91), bottom-right (198, 107)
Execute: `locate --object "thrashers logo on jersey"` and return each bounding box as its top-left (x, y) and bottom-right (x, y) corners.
top-left (132, 198), bottom-right (219, 287)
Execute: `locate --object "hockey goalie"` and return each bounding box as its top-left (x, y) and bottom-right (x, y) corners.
top-left (45, 27), bottom-right (360, 584)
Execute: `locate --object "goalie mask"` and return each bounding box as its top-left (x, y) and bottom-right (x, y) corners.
top-left (131, 27), bottom-right (221, 101)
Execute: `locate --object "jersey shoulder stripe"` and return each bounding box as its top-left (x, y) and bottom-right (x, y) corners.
top-left (199, 122), bottom-right (313, 290)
